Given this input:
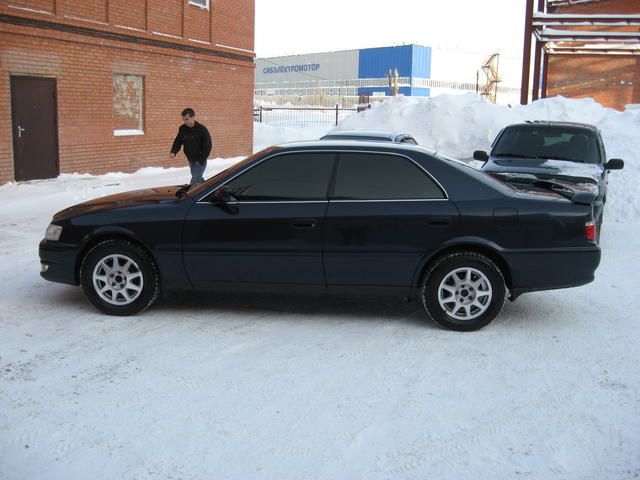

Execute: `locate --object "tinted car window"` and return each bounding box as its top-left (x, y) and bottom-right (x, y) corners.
top-left (492, 125), bottom-right (601, 164)
top-left (189, 147), bottom-right (283, 198)
top-left (333, 153), bottom-right (445, 200)
top-left (224, 153), bottom-right (334, 201)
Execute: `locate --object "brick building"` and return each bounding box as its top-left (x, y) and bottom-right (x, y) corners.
top-left (0, 0), bottom-right (255, 183)
top-left (545, 0), bottom-right (639, 110)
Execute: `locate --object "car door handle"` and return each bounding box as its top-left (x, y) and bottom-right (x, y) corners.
top-left (292, 219), bottom-right (317, 229)
top-left (427, 216), bottom-right (451, 226)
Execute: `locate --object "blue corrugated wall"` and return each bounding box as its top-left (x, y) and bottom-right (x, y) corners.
top-left (357, 45), bottom-right (431, 97)
top-left (411, 45), bottom-right (431, 79)
top-left (359, 45), bottom-right (413, 79)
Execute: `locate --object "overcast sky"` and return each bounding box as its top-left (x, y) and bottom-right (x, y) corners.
top-left (255, 0), bottom-right (527, 61)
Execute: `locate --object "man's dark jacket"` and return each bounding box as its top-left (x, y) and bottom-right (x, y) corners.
top-left (170, 121), bottom-right (212, 164)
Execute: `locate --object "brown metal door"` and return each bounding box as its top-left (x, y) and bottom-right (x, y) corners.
top-left (10, 76), bottom-right (59, 181)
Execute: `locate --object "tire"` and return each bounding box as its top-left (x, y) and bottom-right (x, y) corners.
top-left (80, 239), bottom-right (160, 316)
top-left (421, 252), bottom-right (506, 332)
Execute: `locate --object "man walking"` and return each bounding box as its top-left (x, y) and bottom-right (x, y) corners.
top-left (169, 108), bottom-right (212, 185)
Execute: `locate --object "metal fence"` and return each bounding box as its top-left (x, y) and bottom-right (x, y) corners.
top-left (253, 105), bottom-right (362, 128)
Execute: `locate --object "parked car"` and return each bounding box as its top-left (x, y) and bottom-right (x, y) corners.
top-left (474, 121), bottom-right (624, 237)
top-left (40, 141), bottom-right (601, 331)
top-left (321, 130), bottom-right (418, 145)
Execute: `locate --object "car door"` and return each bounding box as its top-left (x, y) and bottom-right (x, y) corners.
top-left (182, 152), bottom-right (335, 290)
top-left (323, 151), bottom-right (460, 294)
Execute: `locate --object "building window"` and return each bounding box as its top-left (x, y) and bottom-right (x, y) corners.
top-left (113, 74), bottom-right (144, 136)
top-left (189, 0), bottom-right (209, 9)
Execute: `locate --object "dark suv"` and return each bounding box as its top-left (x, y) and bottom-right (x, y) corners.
top-left (474, 121), bottom-right (624, 234)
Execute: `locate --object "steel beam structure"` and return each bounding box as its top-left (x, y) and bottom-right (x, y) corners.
top-left (520, 0), bottom-right (640, 104)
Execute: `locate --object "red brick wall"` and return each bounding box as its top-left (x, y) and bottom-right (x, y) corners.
top-left (547, 55), bottom-right (640, 110)
top-left (0, 0), bottom-right (255, 183)
top-left (148, 0), bottom-right (183, 37)
top-left (59, 0), bottom-right (108, 23)
top-left (7, 0), bottom-right (56, 14)
top-left (184, 2), bottom-right (210, 43)
top-left (110, 0), bottom-right (147, 31)
top-left (212, 0), bottom-right (254, 52)
top-left (546, 0), bottom-right (640, 111)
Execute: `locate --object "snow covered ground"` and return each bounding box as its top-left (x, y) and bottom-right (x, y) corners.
top-left (1, 95), bottom-right (639, 479)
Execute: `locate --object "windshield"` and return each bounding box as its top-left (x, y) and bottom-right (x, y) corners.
top-left (187, 147), bottom-right (282, 198)
top-left (492, 125), bottom-right (601, 164)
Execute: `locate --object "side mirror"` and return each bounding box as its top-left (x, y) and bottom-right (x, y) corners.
top-left (473, 150), bottom-right (489, 162)
top-left (605, 158), bottom-right (624, 170)
top-left (211, 186), bottom-right (236, 203)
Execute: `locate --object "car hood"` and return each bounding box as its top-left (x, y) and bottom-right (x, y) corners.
top-left (485, 157), bottom-right (603, 184)
top-left (53, 185), bottom-right (185, 221)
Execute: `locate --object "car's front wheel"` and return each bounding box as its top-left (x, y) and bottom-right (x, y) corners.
top-left (422, 252), bottom-right (506, 331)
top-left (80, 239), bottom-right (160, 316)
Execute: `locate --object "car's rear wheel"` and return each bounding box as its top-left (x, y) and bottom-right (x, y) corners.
top-left (80, 239), bottom-right (160, 316)
top-left (422, 252), bottom-right (506, 331)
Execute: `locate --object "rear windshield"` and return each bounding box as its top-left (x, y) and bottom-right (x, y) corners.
top-left (492, 125), bottom-right (601, 164)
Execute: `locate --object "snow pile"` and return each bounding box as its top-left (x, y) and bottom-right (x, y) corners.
top-left (253, 122), bottom-right (330, 152)
top-left (330, 94), bottom-right (640, 223)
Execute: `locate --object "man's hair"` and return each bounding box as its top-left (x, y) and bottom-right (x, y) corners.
top-left (181, 108), bottom-right (195, 117)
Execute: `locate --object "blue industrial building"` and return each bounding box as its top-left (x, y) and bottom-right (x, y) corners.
top-left (255, 44), bottom-right (433, 97)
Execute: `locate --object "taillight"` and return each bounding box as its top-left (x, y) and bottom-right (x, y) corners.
top-left (585, 220), bottom-right (596, 241)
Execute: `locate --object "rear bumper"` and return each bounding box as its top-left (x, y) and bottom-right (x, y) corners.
top-left (39, 239), bottom-right (80, 286)
top-left (504, 246), bottom-right (601, 300)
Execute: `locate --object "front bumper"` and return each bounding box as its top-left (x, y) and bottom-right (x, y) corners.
top-left (504, 246), bottom-right (601, 300)
top-left (39, 239), bottom-right (80, 286)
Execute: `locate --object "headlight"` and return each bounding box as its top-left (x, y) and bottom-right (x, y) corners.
top-left (45, 224), bottom-right (63, 241)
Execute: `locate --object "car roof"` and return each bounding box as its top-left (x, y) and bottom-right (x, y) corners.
top-left (508, 121), bottom-right (599, 132)
top-left (320, 130), bottom-right (414, 141)
top-left (273, 139), bottom-right (435, 155)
